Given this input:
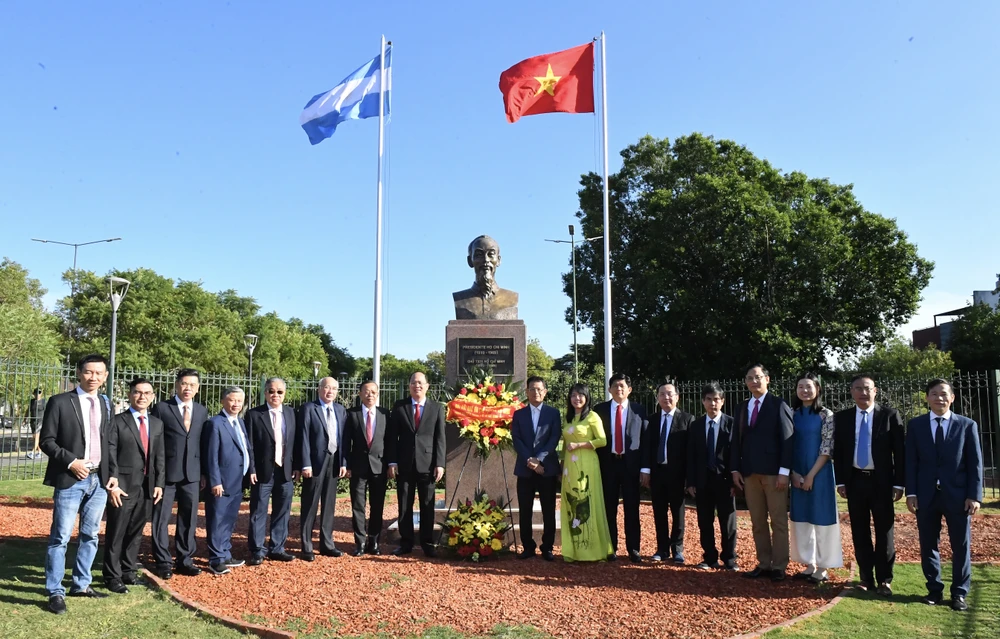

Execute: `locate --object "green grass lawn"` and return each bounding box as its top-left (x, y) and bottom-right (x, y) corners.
top-left (765, 563), bottom-right (1000, 639)
top-left (0, 478), bottom-right (52, 500)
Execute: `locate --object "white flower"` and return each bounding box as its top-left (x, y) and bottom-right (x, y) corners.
top-left (563, 468), bottom-right (569, 476)
top-left (572, 518), bottom-right (581, 528)
top-left (571, 454), bottom-right (579, 463)
top-left (567, 426), bottom-right (575, 434)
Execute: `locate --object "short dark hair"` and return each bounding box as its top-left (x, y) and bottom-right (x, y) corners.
top-left (791, 372), bottom-right (825, 413)
top-left (33, 387), bottom-right (43, 396)
top-left (76, 353), bottom-right (108, 372)
top-left (176, 368), bottom-right (200, 382)
top-left (701, 382), bottom-right (724, 400)
top-left (745, 364), bottom-right (769, 377)
top-left (655, 381), bottom-right (677, 395)
top-left (525, 376), bottom-right (546, 389)
top-left (850, 373), bottom-right (875, 387)
top-left (566, 383), bottom-right (592, 421)
top-left (129, 377), bottom-right (153, 391)
top-left (925, 378), bottom-right (954, 394)
top-left (609, 372), bottom-right (631, 388)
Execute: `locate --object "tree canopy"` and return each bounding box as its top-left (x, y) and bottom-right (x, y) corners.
top-left (566, 134), bottom-right (933, 379)
top-left (0, 258), bottom-right (62, 362)
top-left (848, 338), bottom-right (954, 379)
top-left (948, 303), bottom-right (1000, 371)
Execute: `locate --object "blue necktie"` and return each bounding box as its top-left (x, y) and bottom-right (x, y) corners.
top-left (856, 411), bottom-right (870, 468)
top-left (707, 420), bottom-right (717, 472)
top-left (232, 419), bottom-right (249, 475)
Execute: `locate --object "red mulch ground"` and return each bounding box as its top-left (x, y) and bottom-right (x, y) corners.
top-left (3, 496), bottom-right (998, 639)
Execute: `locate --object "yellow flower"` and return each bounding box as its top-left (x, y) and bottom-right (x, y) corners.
top-left (490, 539), bottom-right (503, 551)
top-left (448, 536), bottom-right (458, 546)
top-left (493, 427), bottom-right (509, 438)
top-left (486, 395), bottom-right (498, 406)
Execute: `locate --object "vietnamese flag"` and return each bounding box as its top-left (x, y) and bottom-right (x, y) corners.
top-left (499, 43), bottom-right (595, 123)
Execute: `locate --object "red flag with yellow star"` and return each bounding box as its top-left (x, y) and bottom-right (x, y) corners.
top-left (499, 43), bottom-right (595, 123)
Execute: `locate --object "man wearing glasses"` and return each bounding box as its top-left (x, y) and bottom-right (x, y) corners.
top-left (246, 377), bottom-right (297, 564)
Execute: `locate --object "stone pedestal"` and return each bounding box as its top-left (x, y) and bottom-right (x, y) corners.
top-left (444, 320), bottom-right (527, 511)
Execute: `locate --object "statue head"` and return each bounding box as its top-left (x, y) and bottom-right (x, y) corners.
top-left (467, 235), bottom-right (501, 298)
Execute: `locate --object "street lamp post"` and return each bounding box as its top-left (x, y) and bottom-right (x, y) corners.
top-left (312, 361), bottom-right (321, 379)
top-left (244, 333), bottom-right (258, 388)
top-left (107, 277), bottom-right (131, 404)
top-left (545, 225), bottom-right (602, 382)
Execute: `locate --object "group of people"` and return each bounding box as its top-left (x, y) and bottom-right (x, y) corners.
top-left (39, 354), bottom-right (447, 615)
top-left (39, 355), bottom-right (985, 616)
top-left (511, 366), bottom-right (985, 613)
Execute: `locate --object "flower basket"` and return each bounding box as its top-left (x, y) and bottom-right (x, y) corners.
top-left (442, 490), bottom-right (512, 562)
top-left (444, 370), bottom-right (523, 459)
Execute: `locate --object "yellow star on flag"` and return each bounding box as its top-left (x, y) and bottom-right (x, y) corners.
top-left (534, 64), bottom-right (561, 96)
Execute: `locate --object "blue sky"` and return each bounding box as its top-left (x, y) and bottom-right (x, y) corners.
top-left (1, 1), bottom-right (997, 365)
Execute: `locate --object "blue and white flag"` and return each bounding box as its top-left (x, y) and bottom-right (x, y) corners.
top-left (300, 47), bottom-right (392, 145)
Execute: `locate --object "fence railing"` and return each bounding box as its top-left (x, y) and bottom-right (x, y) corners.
top-left (2, 359), bottom-right (996, 499)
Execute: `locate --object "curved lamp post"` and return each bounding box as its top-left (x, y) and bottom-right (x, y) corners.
top-left (312, 361), bottom-right (322, 379)
top-left (244, 334), bottom-right (258, 387)
top-left (107, 276), bottom-right (131, 402)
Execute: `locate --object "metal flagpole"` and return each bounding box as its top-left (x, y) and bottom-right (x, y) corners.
top-left (373, 35), bottom-right (387, 385)
top-left (599, 32), bottom-right (613, 397)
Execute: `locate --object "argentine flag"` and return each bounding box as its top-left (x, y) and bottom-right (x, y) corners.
top-left (300, 47), bottom-right (391, 145)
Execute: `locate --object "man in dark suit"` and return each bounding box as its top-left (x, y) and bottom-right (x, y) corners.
top-left (833, 374), bottom-right (905, 596)
top-left (202, 385), bottom-right (252, 575)
top-left (730, 364), bottom-right (795, 582)
top-left (40, 354), bottom-right (112, 614)
top-left (511, 376), bottom-right (561, 561)
top-left (297, 376), bottom-right (347, 560)
top-left (642, 381), bottom-right (692, 564)
top-left (150, 368), bottom-right (208, 579)
top-left (103, 378), bottom-right (165, 594)
top-left (595, 373), bottom-right (648, 563)
top-left (342, 381), bottom-right (391, 555)
top-left (387, 371), bottom-right (447, 557)
top-left (686, 382), bottom-right (738, 571)
top-left (246, 377), bottom-right (297, 564)
top-left (905, 378), bottom-right (983, 612)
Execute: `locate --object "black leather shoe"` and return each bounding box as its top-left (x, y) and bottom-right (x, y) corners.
top-left (922, 593), bottom-right (943, 606)
top-left (856, 579), bottom-right (874, 592)
top-left (542, 550), bottom-right (555, 561)
top-left (629, 551), bottom-right (642, 564)
top-left (607, 553), bottom-right (617, 562)
top-left (353, 547), bottom-right (366, 557)
top-left (175, 564), bottom-right (201, 577)
top-left (247, 556), bottom-right (263, 566)
top-left (224, 558), bottom-right (245, 568)
top-left (268, 551), bottom-right (295, 562)
top-left (48, 595), bottom-right (66, 615)
top-left (423, 546), bottom-right (438, 558)
top-left (876, 582), bottom-right (892, 597)
top-left (300, 552), bottom-right (315, 562)
top-left (723, 562), bottom-right (740, 572)
top-left (744, 566), bottom-right (766, 579)
top-left (69, 587), bottom-right (108, 598)
top-left (121, 574), bottom-right (144, 586)
top-left (392, 546), bottom-right (412, 556)
top-left (365, 545), bottom-right (381, 556)
top-left (105, 579), bottom-right (129, 594)
top-left (517, 549), bottom-right (536, 560)
top-left (154, 565), bottom-right (173, 580)
top-left (951, 596), bottom-right (968, 611)
top-left (770, 570), bottom-right (787, 582)
top-left (320, 548), bottom-right (343, 558)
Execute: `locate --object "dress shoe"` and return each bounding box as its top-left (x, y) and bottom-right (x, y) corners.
top-left (541, 550), bottom-right (555, 561)
top-left (392, 546), bottom-right (412, 556)
top-left (607, 553), bottom-right (617, 562)
top-left (951, 596), bottom-right (968, 611)
top-left (207, 563), bottom-right (230, 575)
top-left (154, 565), bottom-right (173, 580)
top-left (628, 551), bottom-right (642, 564)
top-left (673, 555), bottom-right (685, 565)
top-left (744, 566), bottom-right (766, 579)
top-left (69, 587), bottom-right (108, 598)
top-left (921, 593), bottom-right (943, 606)
top-left (121, 573), bottom-right (144, 586)
top-left (423, 545), bottom-right (438, 558)
top-left (300, 552), bottom-right (315, 562)
top-left (224, 558), bottom-right (245, 568)
top-left (268, 551), bottom-right (295, 562)
top-left (792, 571), bottom-right (813, 581)
top-left (876, 582), bottom-right (892, 597)
top-left (365, 545), bottom-right (381, 556)
top-left (696, 561), bottom-right (719, 570)
top-left (856, 580), bottom-right (874, 592)
top-left (807, 573), bottom-right (827, 584)
top-left (321, 548), bottom-right (343, 558)
top-left (353, 547), bottom-right (366, 557)
top-left (770, 570), bottom-right (787, 582)
top-left (48, 595), bottom-right (66, 615)
top-left (175, 564), bottom-right (201, 577)
top-left (247, 556), bottom-right (264, 566)
top-left (105, 579), bottom-right (129, 594)
top-left (723, 562), bottom-right (740, 572)
top-left (517, 549), bottom-right (536, 560)
top-left (651, 552), bottom-right (666, 562)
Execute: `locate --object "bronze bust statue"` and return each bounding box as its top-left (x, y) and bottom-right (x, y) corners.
top-left (453, 235), bottom-right (519, 320)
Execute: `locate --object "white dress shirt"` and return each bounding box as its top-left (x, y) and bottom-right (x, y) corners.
top-left (71, 385), bottom-right (102, 469)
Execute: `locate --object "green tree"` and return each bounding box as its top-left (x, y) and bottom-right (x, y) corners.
top-left (948, 303), bottom-right (1000, 371)
top-left (355, 353), bottom-right (439, 383)
top-left (305, 324), bottom-right (356, 377)
top-left (567, 134), bottom-right (933, 379)
top-left (0, 259), bottom-right (62, 362)
top-left (526, 338), bottom-right (554, 377)
top-left (849, 338), bottom-right (955, 379)
top-left (0, 258), bottom-right (47, 310)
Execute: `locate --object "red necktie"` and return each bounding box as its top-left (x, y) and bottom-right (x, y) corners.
top-left (138, 415), bottom-right (149, 475)
top-left (414, 404), bottom-right (422, 431)
top-left (366, 410), bottom-right (374, 448)
top-left (614, 404), bottom-right (624, 454)
top-left (749, 399), bottom-right (760, 428)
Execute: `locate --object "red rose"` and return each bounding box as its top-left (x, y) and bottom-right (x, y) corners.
top-left (485, 509), bottom-right (492, 516)
top-left (466, 498), bottom-right (472, 507)
top-left (477, 384), bottom-right (483, 390)
top-left (489, 499), bottom-right (497, 507)
top-left (489, 437), bottom-right (500, 446)
top-left (459, 388), bottom-right (468, 395)
top-left (511, 396), bottom-right (519, 403)
top-left (457, 546), bottom-right (472, 556)
top-left (497, 383), bottom-right (504, 392)
top-left (450, 526), bottom-right (460, 534)
top-left (480, 427), bottom-right (491, 437)
top-left (480, 545), bottom-right (493, 556)
top-left (460, 419), bottom-right (470, 427)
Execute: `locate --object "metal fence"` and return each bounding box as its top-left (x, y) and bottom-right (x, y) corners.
top-left (2, 358), bottom-right (996, 499)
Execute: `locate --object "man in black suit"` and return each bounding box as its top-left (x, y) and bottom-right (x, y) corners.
top-left (103, 378), bottom-right (165, 594)
top-left (686, 382), bottom-right (738, 571)
top-left (833, 374), bottom-right (905, 596)
top-left (150, 368), bottom-right (208, 579)
top-left (246, 377), bottom-right (297, 564)
top-left (297, 376), bottom-right (347, 560)
top-left (342, 381), bottom-right (391, 555)
top-left (730, 364), bottom-right (794, 582)
top-left (40, 353), bottom-right (112, 614)
top-left (511, 376), bottom-right (562, 561)
top-left (387, 371), bottom-right (446, 557)
top-left (643, 381), bottom-right (693, 564)
top-left (595, 373), bottom-right (648, 563)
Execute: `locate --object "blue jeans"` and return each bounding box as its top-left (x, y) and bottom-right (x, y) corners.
top-left (45, 473), bottom-right (108, 597)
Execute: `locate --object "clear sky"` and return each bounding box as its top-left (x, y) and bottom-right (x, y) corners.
top-left (2, 1), bottom-right (997, 364)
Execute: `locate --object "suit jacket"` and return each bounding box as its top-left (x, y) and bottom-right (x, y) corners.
top-left (643, 408), bottom-right (694, 479)
top-left (40, 389), bottom-right (112, 489)
top-left (246, 404), bottom-right (296, 484)
top-left (511, 403), bottom-right (562, 478)
top-left (150, 398), bottom-right (208, 484)
top-left (202, 412), bottom-right (251, 493)
top-left (342, 405), bottom-right (390, 476)
top-left (107, 410), bottom-right (165, 495)
top-left (594, 400), bottom-right (648, 475)
top-left (833, 403), bottom-right (905, 492)
top-left (387, 398), bottom-right (447, 474)
top-left (905, 412), bottom-right (983, 508)
top-left (730, 392), bottom-right (794, 476)
top-left (687, 413), bottom-right (735, 490)
top-left (296, 399), bottom-right (348, 473)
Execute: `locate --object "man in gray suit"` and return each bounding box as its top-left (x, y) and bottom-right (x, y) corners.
top-left (297, 376), bottom-right (347, 560)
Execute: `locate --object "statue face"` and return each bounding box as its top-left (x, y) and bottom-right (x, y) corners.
top-left (468, 237), bottom-right (501, 285)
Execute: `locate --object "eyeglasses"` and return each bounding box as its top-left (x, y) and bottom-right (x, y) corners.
top-left (130, 390), bottom-right (154, 397)
top-left (266, 389), bottom-right (285, 395)
top-left (745, 375), bottom-right (766, 382)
